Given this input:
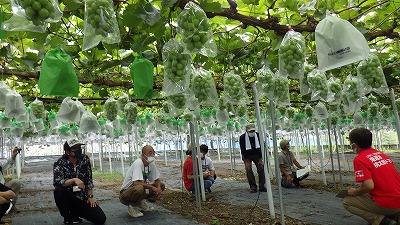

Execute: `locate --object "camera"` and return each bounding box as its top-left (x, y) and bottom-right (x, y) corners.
top-left (72, 186), bottom-right (81, 192)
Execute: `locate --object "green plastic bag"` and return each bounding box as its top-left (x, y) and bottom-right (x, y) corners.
top-left (39, 47), bottom-right (79, 97)
top-left (130, 55), bottom-right (154, 100)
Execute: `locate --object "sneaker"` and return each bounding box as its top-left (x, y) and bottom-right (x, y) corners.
top-left (380, 217), bottom-right (397, 225)
top-left (138, 201), bottom-right (154, 212)
top-left (128, 205), bottom-right (144, 218)
top-left (63, 217), bottom-right (83, 224)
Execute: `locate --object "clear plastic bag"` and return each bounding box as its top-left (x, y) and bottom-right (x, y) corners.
top-left (357, 53), bottom-right (389, 94)
top-left (313, 101), bottom-right (329, 120)
top-left (82, 0), bottom-right (121, 51)
top-left (30, 98), bottom-right (45, 120)
top-left (117, 93), bottom-right (129, 113)
top-left (189, 66), bottom-right (218, 106)
top-left (162, 38), bottom-right (191, 96)
top-left (2, 0), bottom-right (62, 32)
top-left (167, 92), bottom-right (187, 114)
top-left (5, 91), bottom-right (26, 118)
top-left (341, 75), bottom-right (363, 115)
top-left (307, 69), bottom-right (329, 102)
top-left (0, 82), bottom-right (11, 107)
top-left (104, 97), bottom-right (118, 121)
top-left (256, 65), bottom-right (275, 99)
top-left (273, 71), bottom-right (290, 105)
top-left (124, 102), bottom-right (138, 125)
top-left (327, 76), bottom-right (342, 105)
top-left (278, 28), bottom-right (305, 79)
top-left (176, 2), bottom-right (217, 57)
top-left (223, 71), bottom-right (249, 104)
top-left (299, 62), bottom-right (315, 96)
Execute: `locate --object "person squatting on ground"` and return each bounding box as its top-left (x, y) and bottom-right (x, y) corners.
top-left (120, 145), bottom-right (165, 218)
top-left (0, 146), bottom-right (22, 213)
top-left (200, 144), bottom-right (216, 192)
top-left (0, 183), bottom-right (15, 220)
top-left (343, 128), bottom-right (400, 225)
top-left (183, 144), bottom-right (213, 194)
top-left (278, 139), bottom-right (309, 188)
top-left (239, 123), bottom-right (267, 193)
top-left (53, 139), bottom-right (106, 225)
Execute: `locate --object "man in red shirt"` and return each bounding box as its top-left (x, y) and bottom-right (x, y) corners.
top-left (343, 128), bottom-right (400, 225)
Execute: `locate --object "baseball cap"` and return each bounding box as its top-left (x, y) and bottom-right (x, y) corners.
top-left (245, 123), bottom-right (256, 132)
top-left (64, 139), bottom-right (85, 151)
top-left (279, 139), bottom-right (291, 149)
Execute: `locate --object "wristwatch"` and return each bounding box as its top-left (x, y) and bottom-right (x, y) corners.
top-left (88, 194), bottom-right (94, 198)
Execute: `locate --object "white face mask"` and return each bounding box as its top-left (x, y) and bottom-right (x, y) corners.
top-left (248, 132), bottom-right (255, 137)
top-left (146, 156), bottom-right (155, 164)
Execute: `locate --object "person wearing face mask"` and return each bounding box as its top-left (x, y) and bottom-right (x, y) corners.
top-left (120, 145), bottom-right (164, 218)
top-left (239, 123), bottom-right (267, 193)
top-left (53, 139), bottom-right (106, 225)
top-left (199, 144), bottom-right (216, 192)
top-left (343, 128), bottom-right (400, 225)
top-left (278, 139), bottom-right (308, 188)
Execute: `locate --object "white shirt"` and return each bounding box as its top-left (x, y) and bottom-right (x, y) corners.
top-left (201, 156), bottom-right (215, 172)
top-left (120, 158), bottom-right (160, 191)
top-left (0, 158), bottom-right (15, 184)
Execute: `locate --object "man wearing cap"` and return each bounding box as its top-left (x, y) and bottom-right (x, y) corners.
top-left (278, 139), bottom-right (308, 188)
top-left (53, 139), bottom-right (106, 225)
top-left (239, 123), bottom-right (267, 193)
top-left (120, 145), bottom-right (165, 218)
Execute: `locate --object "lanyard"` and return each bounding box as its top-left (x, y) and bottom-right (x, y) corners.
top-left (284, 151), bottom-right (293, 169)
top-left (143, 166), bottom-right (149, 184)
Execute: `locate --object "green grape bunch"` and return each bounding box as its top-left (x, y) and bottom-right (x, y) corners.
top-left (358, 54), bottom-right (386, 89)
top-left (305, 105), bottom-right (313, 118)
top-left (308, 71), bottom-right (329, 101)
top-left (86, 0), bottom-right (115, 37)
top-left (183, 113), bottom-right (195, 122)
top-left (279, 31), bottom-right (305, 78)
top-left (168, 93), bottom-right (186, 109)
top-left (177, 2), bottom-right (212, 52)
top-left (273, 77), bottom-right (289, 102)
top-left (380, 105), bottom-right (390, 119)
top-left (16, 0), bottom-right (56, 25)
top-left (30, 99), bottom-right (44, 119)
top-left (343, 78), bottom-right (360, 103)
top-left (104, 98), bottom-right (118, 121)
top-left (224, 73), bottom-right (245, 101)
top-left (163, 40), bottom-right (191, 83)
top-left (236, 105), bottom-right (247, 117)
top-left (117, 94), bottom-right (129, 112)
top-left (257, 68), bottom-right (275, 97)
top-left (287, 107), bottom-right (295, 119)
top-left (190, 74), bottom-right (212, 103)
top-left (124, 102), bottom-right (138, 125)
top-left (368, 103), bottom-right (378, 118)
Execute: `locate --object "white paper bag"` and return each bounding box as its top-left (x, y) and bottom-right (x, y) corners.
top-left (316, 14), bottom-right (369, 71)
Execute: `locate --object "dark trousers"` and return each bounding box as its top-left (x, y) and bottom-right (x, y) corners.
top-left (0, 202), bottom-right (10, 220)
top-left (281, 171), bottom-right (309, 188)
top-left (54, 186), bottom-right (106, 225)
top-left (244, 154), bottom-right (265, 191)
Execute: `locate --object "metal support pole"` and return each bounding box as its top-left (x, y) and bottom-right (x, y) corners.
top-left (390, 88), bottom-right (400, 145)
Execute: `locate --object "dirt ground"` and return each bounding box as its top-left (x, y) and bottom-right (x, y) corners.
top-left (95, 158), bottom-right (359, 225)
top-left (10, 152), bottom-right (400, 225)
